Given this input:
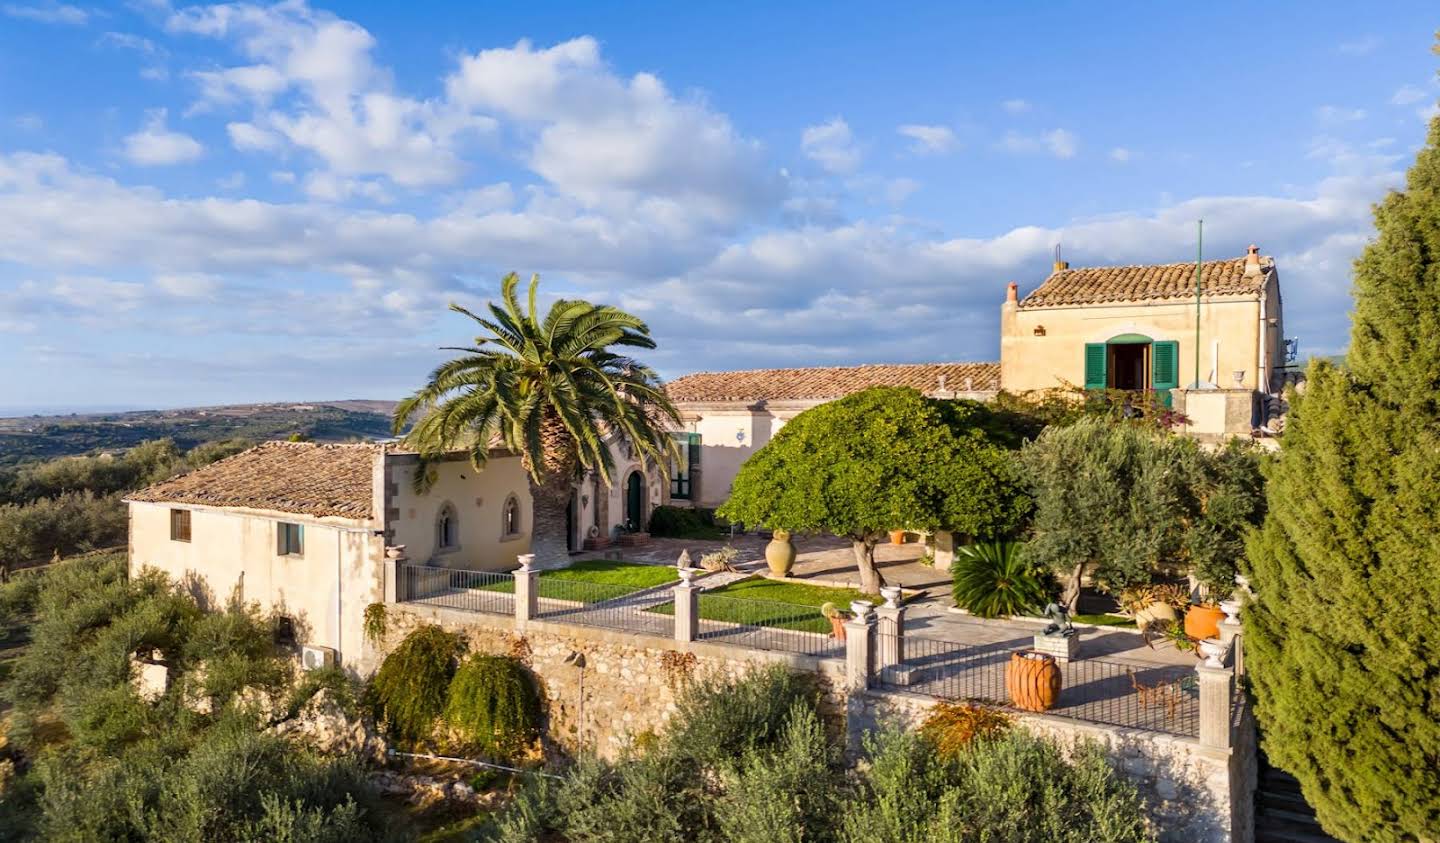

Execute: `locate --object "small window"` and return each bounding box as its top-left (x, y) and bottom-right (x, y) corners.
top-left (502, 495), bottom-right (522, 538)
top-left (169, 509), bottom-right (191, 542)
top-left (277, 522), bottom-right (304, 556)
top-left (436, 503), bottom-right (458, 551)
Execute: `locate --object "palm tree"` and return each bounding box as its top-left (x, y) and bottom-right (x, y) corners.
top-left (393, 273), bottom-right (680, 565)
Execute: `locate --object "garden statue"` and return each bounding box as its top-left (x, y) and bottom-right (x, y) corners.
top-left (675, 549), bottom-right (692, 570)
top-left (1042, 602), bottom-right (1077, 638)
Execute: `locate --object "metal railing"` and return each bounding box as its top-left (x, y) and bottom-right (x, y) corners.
top-left (396, 563), bottom-right (513, 616)
top-left (876, 632), bottom-right (1200, 737)
top-left (694, 594), bottom-right (842, 659)
top-left (534, 577), bottom-right (674, 638)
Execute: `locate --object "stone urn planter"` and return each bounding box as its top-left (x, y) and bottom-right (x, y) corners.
top-left (765, 529), bottom-right (796, 577)
top-left (1005, 651), bottom-right (1061, 712)
top-left (1184, 604), bottom-right (1226, 641)
top-left (1134, 601), bottom-right (1177, 633)
top-left (889, 529), bottom-right (907, 545)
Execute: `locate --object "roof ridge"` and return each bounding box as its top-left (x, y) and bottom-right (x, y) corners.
top-left (668, 360), bottom-right (994, 380)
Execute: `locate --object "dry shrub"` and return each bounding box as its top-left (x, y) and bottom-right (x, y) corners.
top-left (919, 702), bottom-right (1013, 757)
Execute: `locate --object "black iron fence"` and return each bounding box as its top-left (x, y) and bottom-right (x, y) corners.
top-left (693, 594), bottom-right (843, 659)
top-left (533, 577), bottom-right (674, 638)
top-left (396, 563), bottom-right (513, 616)
top-left (877, 632), bottom-right (1200, 738)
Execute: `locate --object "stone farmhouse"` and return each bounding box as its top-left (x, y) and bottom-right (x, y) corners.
top-left (124, 248), bottom-right (1286, 666)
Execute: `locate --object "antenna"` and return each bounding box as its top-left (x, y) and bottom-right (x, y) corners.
top-left (1054, 243), bottom-right (1061, 265)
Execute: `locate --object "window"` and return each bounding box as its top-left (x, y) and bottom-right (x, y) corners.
top-left (502, 495), bottom-right (522, 538)
top-left (670, 433), bottom-right (700, 499)
top-left (436, 503), bottom-right (458, 551)
top-left (169, 509), bottom-right (191, 542)
top-left (277, 522), bottom-right (304, 556)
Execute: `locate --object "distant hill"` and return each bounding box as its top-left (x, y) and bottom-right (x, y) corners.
top-left (0, 400), bottom-right (399, 466)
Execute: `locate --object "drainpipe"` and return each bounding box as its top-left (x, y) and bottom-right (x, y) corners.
top-left (336, 534), bottom-right (343, 665)
top-left (1257, 288), bottom-right (1269, 395)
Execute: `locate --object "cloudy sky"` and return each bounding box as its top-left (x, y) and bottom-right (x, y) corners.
top-left (0, 1), bottom-right (1436, 412)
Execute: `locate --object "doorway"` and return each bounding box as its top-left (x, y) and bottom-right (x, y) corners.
top-left (625, 471), bottom-right (644, 532)
top-left (565, 493), bottom-right (576, 553)
top-left (1109, 342), bottom-right (1149, 390)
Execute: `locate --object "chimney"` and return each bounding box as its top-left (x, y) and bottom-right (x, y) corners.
top-left (1006, 282), bottom-right (1018, 303)
top-left (1244, 244), bottom-right (1262, 277)
top-left (1053, 259), bottom-right (1069, 272)
top-left (937, 374), bottom-right (948, 392)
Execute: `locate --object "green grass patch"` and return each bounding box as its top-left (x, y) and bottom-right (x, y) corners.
top-left (649, 576), bottom-right (866, 634)
top-left (1070, 613), bottom-right (1137, 628)
top-left (474, 559), bottom-right (681, 599)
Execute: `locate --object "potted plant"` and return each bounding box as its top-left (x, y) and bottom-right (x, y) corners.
top-left (821, 602), bottom-right (848, 640)
top-left (765, 528), bottom-right (796, 577)
top-left (889, 529), bottom-right (907, 545)
top-left (1186, 560), bottom-right (1236, 641)
top-left (1120, 583), bottom-right (1188, 633)
top-left (1005, 650), bottom-right (1060, 712)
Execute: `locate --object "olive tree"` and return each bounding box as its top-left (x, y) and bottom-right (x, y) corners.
top-left (719, 388), bottom-right (1030, 594)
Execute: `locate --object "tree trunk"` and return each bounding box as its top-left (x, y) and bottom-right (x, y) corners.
top-left (1062, 562), bottom-right (1089, 611)
top-left (527, 477), bottom-right (573, 569)
top-left (851, 536), bottom-right (886, 595)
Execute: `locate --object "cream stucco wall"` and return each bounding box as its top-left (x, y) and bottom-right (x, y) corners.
top-left (1000, 292), bottom-right (1281, 395)
top-left (385, 453), bottom-right (531, 572)
top-left (127, 501), bottom-right (383, 664)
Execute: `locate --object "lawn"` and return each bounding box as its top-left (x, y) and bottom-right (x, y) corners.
top-left (649, 575), bottom-right (866, 634)
top-left (1070, 613), bottom-right (1138, 629)
top-left (475, 559), bottom-right (682, 600)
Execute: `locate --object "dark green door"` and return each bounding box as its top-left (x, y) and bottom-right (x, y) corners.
top-left (626, 472), bottom-right (643, 531)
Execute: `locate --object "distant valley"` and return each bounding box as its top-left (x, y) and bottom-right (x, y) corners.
top-left (0, 400), bottom-right (398, 465)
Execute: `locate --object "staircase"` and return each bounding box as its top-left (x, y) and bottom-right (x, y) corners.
top-left (1254, 760), bottom-right (1341, 843)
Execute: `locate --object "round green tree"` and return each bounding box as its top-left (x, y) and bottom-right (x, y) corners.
top-left (1242, 110), bottom-right (1440, 839)
top-left (718, 387), bottom-right (1030, 594)
top-left (444, 654), bottom-right (541, 759)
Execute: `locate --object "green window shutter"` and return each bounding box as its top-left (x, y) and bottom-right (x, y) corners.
top-left (1151, 340), bottom-right (1179, 407)
top-left (1084, 343), bottom-right (1107, 390)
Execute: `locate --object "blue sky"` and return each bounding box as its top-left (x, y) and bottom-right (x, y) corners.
top-left (0, 1), bottom-right (1436, 412)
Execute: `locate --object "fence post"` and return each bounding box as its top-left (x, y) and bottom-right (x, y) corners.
top-left (844, 600), bottom-right (877, 692)
top-left (384, 545), bottom-right (407, 603)
top-left (514, 554), bottom-right (538, 624)
top-left (1196, 660), bottom-right (1235, 750)
top-left (674, 569), bottom-right (699, 643)
top-left (874, 586), bottom-right (905, 675)
top-left (1218, 617), bottom-right (1244, 677)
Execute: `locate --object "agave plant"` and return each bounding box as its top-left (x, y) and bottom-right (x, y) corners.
top-left (951, 541), bottom-right (1052, 619)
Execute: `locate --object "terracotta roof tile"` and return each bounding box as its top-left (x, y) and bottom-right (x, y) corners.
top-left (1019, 256), bottom-right (1274, 309)
top-left (665, 362), bottom-right (1000, 403)
top-left (127, 441), bottom-right (379, 519)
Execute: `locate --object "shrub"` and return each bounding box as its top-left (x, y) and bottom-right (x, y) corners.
top-left (714, 703), bottom-right (839, 843)
top-left (951, 541), bottom-right (1051, 618)
top-left (647, 505), bottom-right (726, 538)
top-left (550, 752), bottom-right (712, 843)
top-left (919, 702), bottom-right (1013, 757)
top-left (368, 625), bottom-right (464, 744)
top-left (362, 602), bottom-right (387, 644)
top-left (444, 655), bottom-right (540, 759)
top-left (664, 664), bottom-right (819, 769)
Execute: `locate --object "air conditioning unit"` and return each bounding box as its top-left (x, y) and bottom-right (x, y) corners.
top-left (300, 644), bottom-right (335, 671)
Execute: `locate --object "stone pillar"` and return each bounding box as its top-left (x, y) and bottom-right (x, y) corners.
top-left (384, 545), bottom-right (407, 603)
top-left (933, 530), bottom-right (956, 573)
top-left (844, 601), bottom-right (877, 692)
top-left (1197, 663), bottom-right (1235, 750)
top-left (874, 586), bottom-right (905, 672)
top-left (1219, 618), bottom-right (1244, 677)
top-left (673, 576), bottom-right (699, 643)
top-left (514, 554), bottom-right (538, 624)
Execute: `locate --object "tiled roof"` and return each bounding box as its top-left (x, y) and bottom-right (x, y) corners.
top-left (665, 362), bottom-right (1000, 403)
top-left (1019, 257), bottom-right (1273, 309)
top-left (127, 441), bottom-right (379, 519)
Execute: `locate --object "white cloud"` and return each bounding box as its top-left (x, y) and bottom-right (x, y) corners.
top-left (122, 110), bottom-right (204, 166)
top-left (227, 121), bottom-right (283, 151)
top-left (155, 273), bottom-right (222, 298)
top-left (2, 2), bottom-right (86, 25)
top-left (1316, 105), bottom-right (1366, 123)
top-left (897, 123), bottom-right (956, 155)
top-left (1391, 85), bottom-right (1428, 106)
top-left (999, 128), bottom-right (1078, 159)
top-left (883, 177), bottom-right (920, 204)
top-left (1418, 104), bottom-right (1440, 124)
top-left (1001, 99), bottom-right (1031, 114)
top-left (216, 172), bottom-right (246, 190)
top-left (100, 32), bottom-right (163, 56)
top-left (1110, 147), bottom-right (1132, 163)
top-left (1337, 36), bottom-right (1380, 56)
top-left (801, 118), bottom-right (862, 174)
top-left (13, 114), bottom-right (43, 131)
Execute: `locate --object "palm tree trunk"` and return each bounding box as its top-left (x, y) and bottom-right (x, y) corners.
top-left (850, 535), bottom-right (886, 595)
top-left (527, 477), bottom-right (573, 569)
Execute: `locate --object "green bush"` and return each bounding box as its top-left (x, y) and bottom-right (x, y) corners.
top-left (369, 624), bottom-right (464, 744)
top-left (647, 505), bottom-right (726, 538)
top-left (444, 655), bottom-right (541, 759)
top-left (714, 703), bottom-right (839, 843)
top-left (951, 541), bottom-right (1052, 618)
top-left (663, 663), bottom-right (819, 769)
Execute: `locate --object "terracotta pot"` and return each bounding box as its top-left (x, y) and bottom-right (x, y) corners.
top-left (1184, 604), bottom-right (1226, 640)
top-left (1005, 651), bottom-right (1061, 712)
top-left (765, 529), bottom-right (796, 577)
top-left (889, 529), bottom-right (907, 545)
top-left (828, 615), bottom-right (848, 640)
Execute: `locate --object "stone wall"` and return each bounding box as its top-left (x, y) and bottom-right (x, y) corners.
top-left (384, 603), bottom-right (846, 758)
top-left (848, 689), bottom-right (1252, 843)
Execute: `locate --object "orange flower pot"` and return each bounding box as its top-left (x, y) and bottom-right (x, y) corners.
top-left (828, 615), bottom-right (848, 641)
top-left (1005, 651), bottom-right (1061, 712)
top-left (889, 529), bottom-right (907, 545)
top-left (1184, 604), bottom-right (1225, 641)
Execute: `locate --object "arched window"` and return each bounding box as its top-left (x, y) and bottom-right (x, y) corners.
top-left (436, 503), bottom-right (458, 551)
top-left (502, 495), bottom-right (522, 539)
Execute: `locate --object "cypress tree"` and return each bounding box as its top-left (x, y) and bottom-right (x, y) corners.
top-left (1243, 110), bottom-right (1440, 838)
